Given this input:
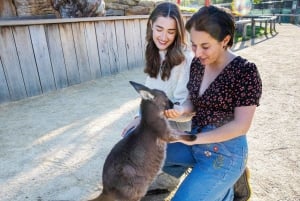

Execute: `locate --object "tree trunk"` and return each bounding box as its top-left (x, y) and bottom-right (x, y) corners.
top-left (52, 0), bottom-right (105, 18)
top-left (13, 0), bottom-right (58, 17)
top-left (0, 0), bottom-right (17, 17)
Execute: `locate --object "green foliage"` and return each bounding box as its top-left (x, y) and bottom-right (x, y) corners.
top-left (252, 0), bottom-right (262, 4)
top-left (180, 0), bottom-right (205, 7)
top-left (234, 25), bottom-right (268, 42)
top-left (180, 6), bottom-right (198, 13)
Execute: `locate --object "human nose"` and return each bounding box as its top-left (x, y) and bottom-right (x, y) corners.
top-left (193, 46), bottom-right (203, 58)
top-left (160, 31), bottom-right (167, 41)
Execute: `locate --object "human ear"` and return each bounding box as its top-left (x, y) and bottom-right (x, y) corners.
top-left (223, 35), bottom-right (231, 47)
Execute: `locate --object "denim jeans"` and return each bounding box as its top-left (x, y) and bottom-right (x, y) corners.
top-left (169, 120), bottom-right (191, 132)
top-left (163, 125), bottom-right (248, 201)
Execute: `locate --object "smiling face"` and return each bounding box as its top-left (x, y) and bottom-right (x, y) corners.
top-left (151, 16), bottom-right (177, 51)
top-left (190, 27), bottom-right (229, 66)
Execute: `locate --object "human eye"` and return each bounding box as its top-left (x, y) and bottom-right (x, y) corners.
top-left (168, 30), bottom-right (176, 35)
top-left (202, 45), bottom-right (209, 50)
top-left (154, 25), bottom-right (163, 32)
top-left (191, 44), bottom-right (197, 52)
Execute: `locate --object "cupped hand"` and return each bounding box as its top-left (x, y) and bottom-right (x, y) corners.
top-left (164, 105), bottom-right (184, 119)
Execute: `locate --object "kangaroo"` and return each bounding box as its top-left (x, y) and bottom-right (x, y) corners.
top-left (89, 81), bottom-right (196, 201)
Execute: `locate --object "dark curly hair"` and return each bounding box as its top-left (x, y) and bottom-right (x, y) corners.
top-left (185, 5), bottom-right (235, 48)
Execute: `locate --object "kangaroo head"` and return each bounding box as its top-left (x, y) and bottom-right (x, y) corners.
top-left (129, 81), bottom-right (173, 112)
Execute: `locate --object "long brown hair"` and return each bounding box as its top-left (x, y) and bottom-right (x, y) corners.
top-left (144, 2), bottom-right (186, 80)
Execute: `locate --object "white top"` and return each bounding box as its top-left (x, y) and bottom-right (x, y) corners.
top-left (143, 48), bottom-right (194, 123)
top-left (145, 48), bottom-right (194, 105)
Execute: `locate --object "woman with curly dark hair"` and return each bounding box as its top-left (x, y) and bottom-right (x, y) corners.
top-left (164, 5), bottom-right (262, 201)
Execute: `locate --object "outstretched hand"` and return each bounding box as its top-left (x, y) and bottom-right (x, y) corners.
top-left (164, 105), bottom-right (184, 119)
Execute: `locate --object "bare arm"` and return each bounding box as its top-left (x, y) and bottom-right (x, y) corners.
top-left (175, 105), bottom-right (257, 145)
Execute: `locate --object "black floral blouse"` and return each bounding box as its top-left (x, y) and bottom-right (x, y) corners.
top-left (187, 56), bottom-right (262, 130)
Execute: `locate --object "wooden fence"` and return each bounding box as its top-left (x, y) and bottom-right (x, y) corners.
top-left (0, 15), bottom-right (155, 104)
top-left (0, 14), bottom-right (278, 104)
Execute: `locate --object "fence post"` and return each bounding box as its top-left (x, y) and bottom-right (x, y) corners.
top-left (242, 24), bottom-right (247, 39)
top-left (270, 19), bottom-right (273, 34)
top-left (251, 18), bottom-right (255, 38)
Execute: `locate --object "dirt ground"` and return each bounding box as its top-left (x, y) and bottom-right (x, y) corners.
top-left (0, 24), bottom-right (299, 201)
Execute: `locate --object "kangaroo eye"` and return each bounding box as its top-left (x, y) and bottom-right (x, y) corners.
top-left (169, 100), bottom-right (174, 109)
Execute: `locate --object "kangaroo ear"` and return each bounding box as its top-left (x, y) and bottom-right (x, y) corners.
top-left (139, 90), bottom-right (154, 100)
top-left (129, 81), bottom-right (154, 100)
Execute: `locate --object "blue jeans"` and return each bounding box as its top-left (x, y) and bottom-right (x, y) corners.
top-left (163, 125), bottom-right (248, 201)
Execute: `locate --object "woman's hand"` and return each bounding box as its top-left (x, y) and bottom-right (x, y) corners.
top-left (168, 129), bottom-right (198, 146)
top-left (121, 117), bottom-right (140, 137)
top-left (169, 135), bottom-right (198, 146)
top-left (164, 105), bottom-right (184, 119)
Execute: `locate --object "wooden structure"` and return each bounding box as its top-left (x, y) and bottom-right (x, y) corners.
top-left (0, 16), bottom-right (153, 104)
top-left (0, 14), bottom-right (278, 104)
